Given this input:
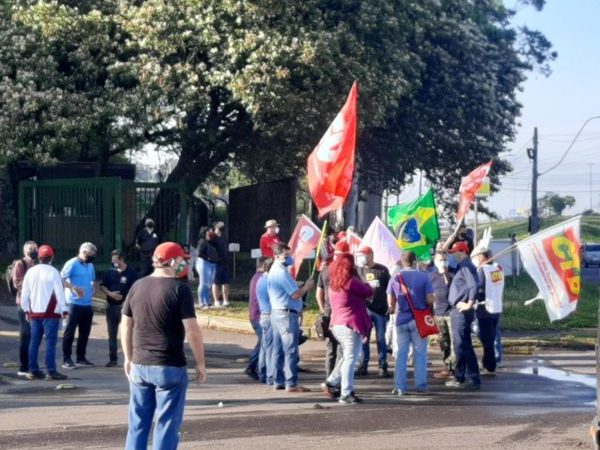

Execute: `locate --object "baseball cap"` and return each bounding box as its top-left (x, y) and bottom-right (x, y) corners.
top-left (357, 245), bottom-right (373, 255)
top-left (334, 241), bottom-right (350, 254)
top-left (448, 241), bottom-right (470, 254)
top-left (471, 246), bottom-right (489, 257)
top-left (153, 242), bottom-right (186, 262)
top-left (337, 231), bottom-right (347, 241)
top-left (264, 219), bottom-right (279, 228)
top-left (38, 245), bottom-right (54, 258)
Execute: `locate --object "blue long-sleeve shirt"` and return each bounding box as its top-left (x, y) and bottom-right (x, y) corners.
top-left (448, 258), bottom-right (479, 306)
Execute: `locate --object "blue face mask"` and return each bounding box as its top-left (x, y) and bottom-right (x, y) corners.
top-left (284, 256), bottom-right (295, 267)
top-left (447, 254), bottom-right (457, 269)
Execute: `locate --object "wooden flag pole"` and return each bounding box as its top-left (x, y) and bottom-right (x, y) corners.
top-left (310, 220), bottom-right (329, 279)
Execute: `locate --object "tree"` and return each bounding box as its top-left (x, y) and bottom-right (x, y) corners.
top-left (539, 193), bottom-right (576, 217)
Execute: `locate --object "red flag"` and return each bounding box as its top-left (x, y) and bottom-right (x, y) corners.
top-left (457, 161), bottom-right (493, 222)
top-left (288, 215), bottom-right (322, 279)
top-left (307, 82), bottom-right (358, 218)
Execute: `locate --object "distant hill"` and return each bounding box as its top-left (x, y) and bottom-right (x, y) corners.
top-left (482, 215), bottom-right (600, 243)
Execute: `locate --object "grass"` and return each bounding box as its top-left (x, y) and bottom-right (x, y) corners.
top-left (485, 215), bottom-right (600, 243)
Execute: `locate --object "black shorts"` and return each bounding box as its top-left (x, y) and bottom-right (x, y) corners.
top-left (214, 264), bottom-right (231, 285)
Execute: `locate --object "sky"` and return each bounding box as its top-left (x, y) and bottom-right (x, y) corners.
top-left (486, 0), bottom-right (600, 218)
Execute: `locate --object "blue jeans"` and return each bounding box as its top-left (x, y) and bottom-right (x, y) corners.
top-left (259, 314), bottom-right (273, 384)
top-left (395, 320), bottom-right (428, 392)
top-left (126, 364), bottom-right (189, 450)
top-left (451, 309), bottom-right (481, 385)
top-left (270, 310), bottom-right (299, 388)
top-left (29, 318), bottom-right (60, 374)
top-left (196, 258), bottom-right (216, 306)
top-left (247, 319), bottom-right (262, 373)
top-left (495, 319), bottom-right (503, 364)
top-left (361, 310), bottom-right (388, 370)
top-left (327, 325), bottom-right (362, 397)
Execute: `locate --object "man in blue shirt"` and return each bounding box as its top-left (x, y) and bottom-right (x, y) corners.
top-left (99, 250), bottom-right (138, 367)
top-left (268, 243), bottom-right (314, 392)
top-left (387, 251), bottom-right (435, 395)
top-left (61, 242), bottom-right (97, 369)
top-left (445, 241), bottom-right (481, 389)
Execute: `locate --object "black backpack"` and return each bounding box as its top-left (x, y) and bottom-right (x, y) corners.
top-left (6, 258), bottom-right (27, 297)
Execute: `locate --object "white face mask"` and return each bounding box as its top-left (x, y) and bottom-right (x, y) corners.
top-left (274, 227), bottom-right (280, 235)
top-left (356, 255), bottom-right (367, 268)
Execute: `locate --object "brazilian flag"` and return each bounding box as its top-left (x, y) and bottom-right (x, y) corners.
top-left (387, 188), bottom-right (440, 261)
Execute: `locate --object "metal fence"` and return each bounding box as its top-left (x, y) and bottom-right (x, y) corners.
top-left (19, 177), bottom-right (188, 270)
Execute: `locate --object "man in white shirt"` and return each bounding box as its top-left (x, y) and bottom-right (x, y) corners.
top-left (21, 245), bottom-right (68, 381)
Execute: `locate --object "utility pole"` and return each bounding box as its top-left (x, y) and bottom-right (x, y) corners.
top-left (527, 127), bottom-right (539, 234)
top-left (589, 163), bottom-right (594, 212)
top-left (418, 169), bottom-right (423, 196)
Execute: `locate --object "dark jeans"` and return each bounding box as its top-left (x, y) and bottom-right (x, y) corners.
top-left (63, 304), bottom-right (94, 362)
top-left (477, 315), bottom-right (499, 373)
top-left (18, 307), bottom-right (31, 372)
top-left (324, 317), bottom-right (342, 377)
top-left (139, 256), bottom-right (153, 277)
top-left (451, 309), bottom-right (480, 385)
top-left (361, 310), bottom-right (388, 370)
top-left (106, 304), bottom-right (122, 362)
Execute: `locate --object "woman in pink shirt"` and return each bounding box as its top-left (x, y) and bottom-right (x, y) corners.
top-left (322, 253), bottom-right (373, 404)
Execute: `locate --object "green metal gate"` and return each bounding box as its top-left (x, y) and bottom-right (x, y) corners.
top-left (19, 177), bottom-right (188, 270)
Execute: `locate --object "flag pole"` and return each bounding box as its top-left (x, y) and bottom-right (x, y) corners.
top-left (311, 220), bottom-right (328, 279)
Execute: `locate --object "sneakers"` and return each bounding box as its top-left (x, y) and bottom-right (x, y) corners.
top-left (321, 382), bottom-right (341, 399)
top-left (105, 360), bottom-right (118, 368)
top-left (75, 359), bottom-right (95, 367)
top-left (355, 366), bottom-right (368, 376)
top-left (17, 371), bottom-right (29, 377)
top-left (445, 379), bottom-right (465, 388)
top-left (378, 367), bottom-right (390, 378)
top-left (26, 371), bottom-right (45, 380)
top-left (244, 367), bottom-right (259, 380)
top-left (62, 359), bottom-right (76, 370)
top-left (481, 368), bottom-right (496, 377)
top-left (286, 385), bottom-right (310, 393)
top-left (339, 393), bottom-right (363, 404)
top-left (45, 371), bottom-right (68, 381)
top-left (273, 385), bottom-right (285, 391)
top-left (392, 388), bottom-right (407, 396)
top-left (223, 301), bottom-right (231, 307)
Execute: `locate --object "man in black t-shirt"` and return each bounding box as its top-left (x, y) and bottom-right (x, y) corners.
top-left (99, 250), bottom-right (138, 367)
top-left (356, 246), bottom-right (391, 377)
top-left (121, 242), bottom-right (206, 450)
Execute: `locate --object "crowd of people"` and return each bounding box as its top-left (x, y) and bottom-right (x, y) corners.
top-left (245, 220), bottom-right (506, 402)
top-left (8, 217), bottom-right (505, 448)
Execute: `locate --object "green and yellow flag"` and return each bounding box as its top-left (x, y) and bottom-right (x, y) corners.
top-left (387, 188), bottom-right (440, 261)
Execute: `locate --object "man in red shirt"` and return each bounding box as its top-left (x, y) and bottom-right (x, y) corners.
top-left (260, 219), bottom-right (281, 258)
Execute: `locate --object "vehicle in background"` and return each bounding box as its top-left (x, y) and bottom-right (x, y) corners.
top-left (583, 243), bottom-right (600, 267)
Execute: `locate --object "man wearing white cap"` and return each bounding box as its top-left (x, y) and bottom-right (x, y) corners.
top-left (260, 219), bottom-right (281, 258)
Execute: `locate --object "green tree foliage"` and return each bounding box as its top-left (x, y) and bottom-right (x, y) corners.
top-left (539, 193), bottom-right (576, 217)
top-left (0, 0), bottom-right (556, 216)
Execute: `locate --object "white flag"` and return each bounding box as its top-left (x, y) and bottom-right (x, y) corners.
top-left (361, 216), bottom-right (403, 272)
top-left (517, 216), bottom-right (582, 321)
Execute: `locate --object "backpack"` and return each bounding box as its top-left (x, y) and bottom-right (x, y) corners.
top-left (6, 258), bottom-right (27, 297)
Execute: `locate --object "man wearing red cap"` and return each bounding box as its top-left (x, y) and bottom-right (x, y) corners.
top-left (20, 245), bottom-right (68, 381)
top-left (355, 245), bottom-right (391, 377)
top-left (445, 241), bottom-right (481, 389)
top-left (121, 242), bottom-right (207, 449)
top-left (260, 219), bottom-right (281, 258)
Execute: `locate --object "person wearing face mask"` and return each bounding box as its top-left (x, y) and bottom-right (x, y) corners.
top-left (471, 247), bottom-right (504, 376)
top-left (441, 223), bottom-right (474, 270)
top-left (268, 243), bottom-right (314, 392)
top-left (99, 250), bottom-right (139, 367)
top-left (260, 219), bottom-right (281, 258)
top-left (61, 242), bottom-right (97, 370)
top-left (20, 245), bottom-right (69, 381)
top-left (355, 246), bottom-right (391, 378)
top-left (135, 218), bottom-right (161, 277)
top-left (212, 221), bottom-right (231, 307)
top-left (10, 240), bottom-right (39, 377)
top-left (430, 252), bottom-right (455, 379)
top-left (121, 242), bottom-right (206, 450)
top-left (445, 241), bottom-right (481, 389)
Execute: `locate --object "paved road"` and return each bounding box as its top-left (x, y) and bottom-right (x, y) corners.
top-left (0, 302), bottom-right (596, 449)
